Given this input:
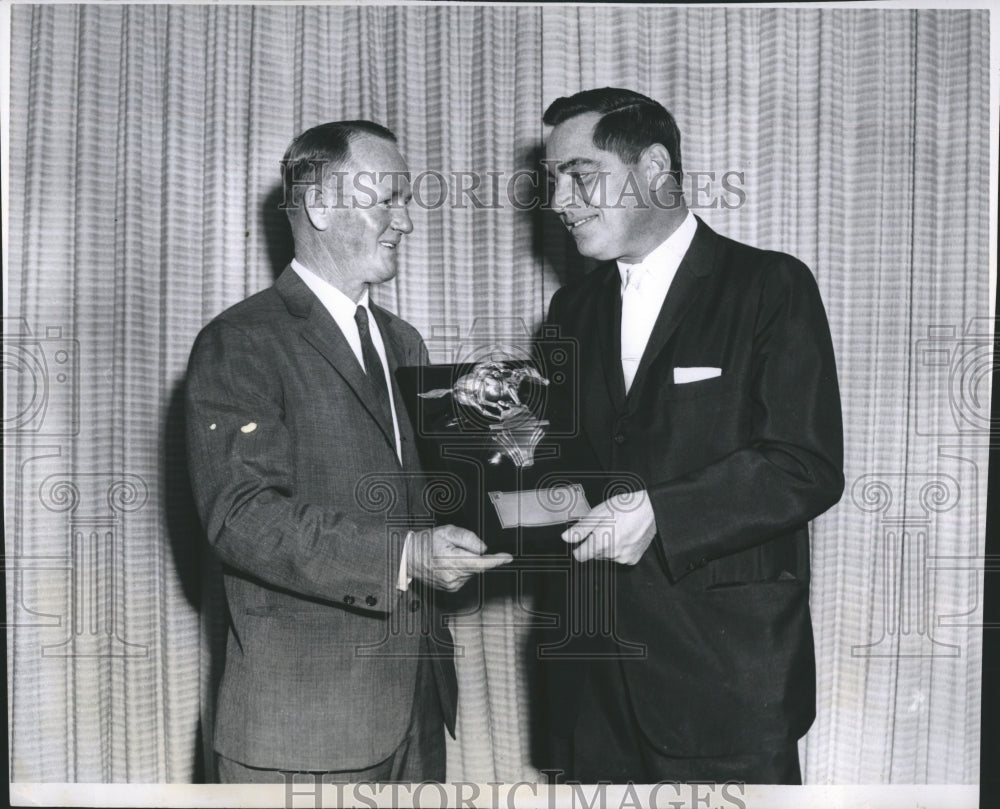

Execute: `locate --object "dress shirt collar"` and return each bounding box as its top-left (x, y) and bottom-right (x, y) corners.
top-left (617, 210), bottom-right (697, 290)
top-left (290, 258), bottom-right (372, 320)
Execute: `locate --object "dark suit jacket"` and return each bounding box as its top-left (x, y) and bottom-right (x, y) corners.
top-left (542, 216), bottom-right (844, 756)
top-left (185, 267), bottom-right (455, 772)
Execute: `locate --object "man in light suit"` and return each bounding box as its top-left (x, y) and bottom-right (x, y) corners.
top-left (537, 88), bottom-right (844, 784)
top-left (186, 121), bottom-right (511, 783)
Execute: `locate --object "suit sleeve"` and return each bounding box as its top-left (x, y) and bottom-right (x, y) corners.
top-left (185, 318), bottom-right (405, 611)
top-left (648, 258), bottom-right (845, 579)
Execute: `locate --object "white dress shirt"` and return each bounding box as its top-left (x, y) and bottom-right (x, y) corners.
top-left (618, 211), bottom-right (697, 393)
top-left (291, 259), bottom-right (402, 462)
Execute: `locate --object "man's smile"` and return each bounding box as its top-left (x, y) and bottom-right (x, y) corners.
top-left (565, 214), bottom-right (598, 232)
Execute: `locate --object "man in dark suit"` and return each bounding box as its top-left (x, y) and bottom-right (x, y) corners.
top-left (186, 121), bottom-right (511, 783)
top-left (537, 88), bottom-right (844, 784)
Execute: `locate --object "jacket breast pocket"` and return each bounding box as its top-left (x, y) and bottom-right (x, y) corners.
top-left (640, 372), bottom-right (743, 468)
top-left (660, 373), bottom-right (736, 401)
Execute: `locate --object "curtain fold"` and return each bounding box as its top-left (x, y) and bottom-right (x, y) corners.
top-left (5, 5), bottom-right (989, 784)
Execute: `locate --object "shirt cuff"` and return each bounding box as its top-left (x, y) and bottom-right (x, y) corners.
top-left (397, 530), bottom-right (414, 591)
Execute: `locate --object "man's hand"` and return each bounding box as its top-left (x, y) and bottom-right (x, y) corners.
top-left (560, 490), bottom-right (657, 565)
top-left (406, 525), bottom-right (513, 592)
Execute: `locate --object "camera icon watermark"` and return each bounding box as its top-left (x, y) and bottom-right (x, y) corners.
top-left (422, 316), bottom-right (580, 437)
top-left (2, 318), bottom-right (80, 435)
top-left (914, 318), bottom-right (996, 437)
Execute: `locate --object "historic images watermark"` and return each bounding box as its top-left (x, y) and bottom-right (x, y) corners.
top-left (279, 777), bottom-right (748, 809)
top-left (279, 162), bottom-right (748, 212)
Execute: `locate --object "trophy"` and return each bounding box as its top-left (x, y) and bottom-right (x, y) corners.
top-left (396, 356), bottom-right (591, 554)
top-left (417, 360), bottom-right (550, 467)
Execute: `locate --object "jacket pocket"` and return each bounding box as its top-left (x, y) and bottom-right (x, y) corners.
top-left (705, 569), bottom-right (800, 590)
top-left (660, 373), bottom-right (736, 401)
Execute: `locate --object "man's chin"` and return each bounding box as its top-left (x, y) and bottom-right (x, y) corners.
top-left (569, 229), bottom-right (613, 260)
top-left (374, 263), bottom-right (399, 284)
top-left (572, 238), bottom-right (610, 261)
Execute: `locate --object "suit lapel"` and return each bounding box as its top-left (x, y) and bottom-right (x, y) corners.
top-left (626, 219), bottom-right (720, 408)
top-left (276, 268), bottom-right (398, 455)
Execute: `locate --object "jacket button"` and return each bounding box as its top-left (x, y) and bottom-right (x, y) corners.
top-left (698, 557), bottom-right (708, 567)
top-left (365, 595), bottom-right (378, 607)
top-left (409, 600), bottom-right (421, 612)
top-left (613, 433), bottom-right (625, 444)
top-left (343, 595), bottom-right (355, 606)
top-left (686, 562), bottom-right (696, 572)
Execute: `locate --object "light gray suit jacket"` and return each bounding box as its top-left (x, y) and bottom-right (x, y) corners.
top-left (186, 267), bottom-right (455, 771)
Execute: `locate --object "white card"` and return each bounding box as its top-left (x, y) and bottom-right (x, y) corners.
top-left (488, 484), bottom-right (591, 529)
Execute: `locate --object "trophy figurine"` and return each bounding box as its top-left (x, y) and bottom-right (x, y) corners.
top-left (418, 360), bottom-right (550, 467)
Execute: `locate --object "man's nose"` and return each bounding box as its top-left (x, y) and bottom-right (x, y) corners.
top-left (551, 176), bottom-right (576, 213)
top-left (391, 206), bottom-right (413, 234)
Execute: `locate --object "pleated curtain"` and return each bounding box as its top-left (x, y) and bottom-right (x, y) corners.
top-left (5, 4), bottom-right (988, 785)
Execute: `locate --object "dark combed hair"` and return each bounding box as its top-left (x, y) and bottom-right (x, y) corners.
top-left (281, 120), bottom-right (397, 182)
top-left (543, 88), bottom-right (683, 180)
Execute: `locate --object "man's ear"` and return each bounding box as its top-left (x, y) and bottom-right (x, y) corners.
top-left (303, 184), bottom-right (331, 231)
top-left (642, 143), bottom-right (673, 191)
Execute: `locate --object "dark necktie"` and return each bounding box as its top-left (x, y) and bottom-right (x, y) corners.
top-left (354, 305), bottom-right (394, 432)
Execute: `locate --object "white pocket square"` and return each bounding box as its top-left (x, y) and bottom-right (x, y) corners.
top-left (673, 366), bottom-right (722, 384)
